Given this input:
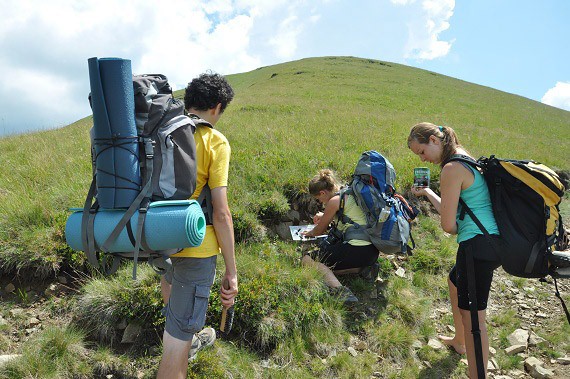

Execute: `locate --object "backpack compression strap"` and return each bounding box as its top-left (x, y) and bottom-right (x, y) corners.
top-left (337, 189), bottom-right (371, 243)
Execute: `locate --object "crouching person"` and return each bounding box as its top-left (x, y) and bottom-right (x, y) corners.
top-left (158, 73), bottom-right (238, 379)
top-left (301, 169), bottom-right (379, 304)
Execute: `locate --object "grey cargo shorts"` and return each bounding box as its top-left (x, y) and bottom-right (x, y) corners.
top-left (163, 256), bottom-right (217, 341)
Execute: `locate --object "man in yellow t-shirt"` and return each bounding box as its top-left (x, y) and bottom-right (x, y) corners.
top-left (158, 73), bottom-right (238, 379)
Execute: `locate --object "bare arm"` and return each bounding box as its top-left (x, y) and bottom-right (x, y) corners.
top-left (211, 186), bottom-right (238, 307)
top-left (304, 195), bottom-right (341, 237)
top-left (439, 162), bottom-right (473, 235)
top-left (411, 186), bottom-right (442, 213)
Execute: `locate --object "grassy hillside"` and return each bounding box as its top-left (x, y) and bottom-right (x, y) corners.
top-left (0, 56), bottom-right (569, 378)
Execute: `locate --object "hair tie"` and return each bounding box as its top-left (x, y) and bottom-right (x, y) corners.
top-left (438, 125), bottom-right (443, 132)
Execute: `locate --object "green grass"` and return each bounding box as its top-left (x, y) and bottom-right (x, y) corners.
top-left (0, 56), bottom-right (569, 377)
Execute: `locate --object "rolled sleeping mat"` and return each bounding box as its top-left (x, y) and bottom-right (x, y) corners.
top-left (88, 57), bottom-right (140, 209)
top-left (65, 200), bottom-right (206, 252)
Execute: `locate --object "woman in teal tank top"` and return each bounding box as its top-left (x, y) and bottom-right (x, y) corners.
top-left (408, 122), bottom-right (500, 379)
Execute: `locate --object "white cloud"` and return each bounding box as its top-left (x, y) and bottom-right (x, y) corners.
top-left (0, 0), bottom-right (328, 135)
top-left (392, 0), bottom-right (455, 60)
top-left (542, 82), bottom-right (570, 111)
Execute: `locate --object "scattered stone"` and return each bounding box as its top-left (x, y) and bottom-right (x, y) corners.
top-left (120, 322), bottom-right (142, 344)
top-left (505, 344), bottom-right (526, 355)
top-left (489, 346), bottom-right (496, 355)
top-left (528, 331), bottom-right (546, 346)
top-left (274, 222), bottom-right (293, 240)
top-left (494, 376), bottom-right (514, 379)
top-left (44, 284), bottom-right (57, 297)
top-left (488, 359), bottom-right (498, 372)
top-left (460, 358), bottom-right (468, 365)
top-left (446, 325), bottom-right (455, 333)
top-left (509, 369), bottom-right (525, 377)
top-left (27, 317), bottom-right (40, 327)
top-left (347, 346), bottom-right (358, 357)
top-left (395, 267), bottom-right (406, 278)
top-left (555, 356), bottom-right (570, 365)
top-left (0, 354), bottom-right (21, 366)
top-left (427, 338), bottom-right (444, 350)
top-left (9, 308), bottom-right (24, 318)
top-left (0, 316), bottom-right (7, 326)
top-left (353, 340), bottom-right (367, 351)
top-left (4, 283), bottom-right (15, 293)
top-left (372, 372), bottom-right (382, 378)
top-left (507, 329), bottom-right (529, 346)
top-left (284, 210), bottom-right (300, 223)
top-left (529, 365), bottom-right (554, 379)
top-left (423, 360), bottom-right (432, 368)
top-left (57, 276), bottom-right (68, 284)
top-left (412, 340), bottom-right (423, 349)
top-left (535, 313), bottom-right (547, 319)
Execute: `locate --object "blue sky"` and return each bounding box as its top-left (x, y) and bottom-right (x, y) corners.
top-left (0, 0), bottom-right (568, 136)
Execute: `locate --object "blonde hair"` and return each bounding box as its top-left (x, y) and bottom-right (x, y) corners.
top-left (407, 122), bottom-right (464, 167)
top-left (308, 169), bottom-right (341, 195)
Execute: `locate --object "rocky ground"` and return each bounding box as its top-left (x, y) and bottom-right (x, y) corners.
top-left (1, 263), bottom-right (569, 378)
top-left (430, 267), bottom-right (570, 379)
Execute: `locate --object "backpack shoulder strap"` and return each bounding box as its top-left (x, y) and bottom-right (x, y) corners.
top-left (445, 154), bottom-right (482, 169)
top-left (188, 113), bottom-right (213, 129)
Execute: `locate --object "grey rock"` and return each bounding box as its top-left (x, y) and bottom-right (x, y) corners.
top-left (505, 344), bottom-right (526, 355)
top-left (120, 322), bottom-right (142, 344)
top-left (57, 276), bottom-right (68, 284)
top-left (4, 283), bottom-right (15, 293)
top-left (528, 331), bottom-right (546, 346)
top-left (347, 346), bottom-right (358, 357)
top-left (555, 356), bottom-right (570, 365)
top-left (0, 354), bottom-right (21, 366)
top-left (528, 365), bottom-right (554, 379)
top-left (395, 267), bottom-right (406, 278)
top-left (274, 222), bottom-right (293, 240)
top-left (508, 329), bottom-right (529, 346)
top-left (427, 338), bottom-right (444, 350)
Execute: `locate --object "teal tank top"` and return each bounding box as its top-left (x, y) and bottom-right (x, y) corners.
top-left (456, 165), bottom-right (499, 243)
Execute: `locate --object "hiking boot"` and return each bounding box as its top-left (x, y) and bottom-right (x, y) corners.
top-left (331, 285), bottom-right (359, 304)
top-left (360, 262), bottom-right (380, 282)
top-left (189, 327), bottom-right (216, 361)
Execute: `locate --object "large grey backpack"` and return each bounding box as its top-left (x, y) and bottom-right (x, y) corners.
top-left (338, 151), bottom-right (419, 254)
top-left (82, 74), bottom-right (207, 277)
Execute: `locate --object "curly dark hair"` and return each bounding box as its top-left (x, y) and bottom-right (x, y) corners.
top-left (184, 72), bottom-right (234, 113)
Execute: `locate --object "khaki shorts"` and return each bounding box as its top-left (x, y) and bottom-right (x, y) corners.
top-left (163, 256), bottom-right (217, 341)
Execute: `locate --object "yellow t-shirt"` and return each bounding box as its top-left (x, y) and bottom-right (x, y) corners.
top-left (173, 124), bottom-right (231, 258)
top-left (336, 195), bottom-right (372, 246)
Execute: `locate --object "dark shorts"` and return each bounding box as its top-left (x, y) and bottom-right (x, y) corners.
top-left (163, 256), bottom-right (217, 341)
top-left (310, 241), bottom-right (379, 270)
top-left (449, 235), bottom-right (501, 311)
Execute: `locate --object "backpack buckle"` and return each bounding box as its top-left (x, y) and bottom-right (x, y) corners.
top-left (143, 138), bottom-right (155, 160)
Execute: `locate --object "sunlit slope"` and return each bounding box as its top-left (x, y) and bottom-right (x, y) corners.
top-left (0, 56), bottom-right (568, 274)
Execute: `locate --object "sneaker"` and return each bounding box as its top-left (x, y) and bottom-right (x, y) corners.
top-left (189, 327), bottom-right (216, 361)
top-left (360, 262), bottom-right (380, 282)
top-left (331, 285), bottom-right (359, 304)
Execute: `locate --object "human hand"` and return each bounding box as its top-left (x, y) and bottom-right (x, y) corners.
top-left (312, 212), bottom-right (324, 224)
top-left (411, 186), bottom-right (429, 197)
top-left (220, 272), bottom-right (238, 308)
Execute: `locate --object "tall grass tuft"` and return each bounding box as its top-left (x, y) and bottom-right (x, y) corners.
top-left (0, 325), bottom-right (90, 378)
top-left (74, 264), bottom-right (163, 344)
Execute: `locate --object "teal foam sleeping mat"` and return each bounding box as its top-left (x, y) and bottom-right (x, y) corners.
top-left (65, 200), bottom-right (205, 252)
